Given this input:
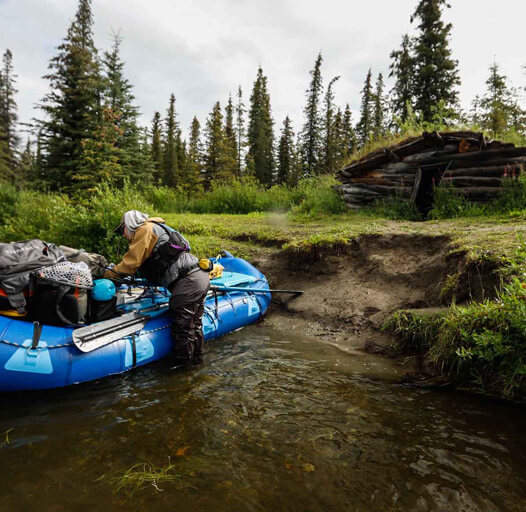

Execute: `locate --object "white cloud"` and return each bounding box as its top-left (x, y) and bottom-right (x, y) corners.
top-left (1, 0), bottom-right (525, 140)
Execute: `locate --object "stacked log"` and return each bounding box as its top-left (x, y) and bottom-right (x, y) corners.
top-left (338, 131), bottom-right (526, 211)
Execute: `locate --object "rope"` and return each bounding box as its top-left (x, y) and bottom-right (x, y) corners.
top-left (0, 323), bottom-right (171, 351)
top-left (0, 338), bottom-right (75, 350)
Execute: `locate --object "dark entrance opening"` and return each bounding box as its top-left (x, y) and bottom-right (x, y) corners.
top-left (412, 166), bottom-right (446, 217)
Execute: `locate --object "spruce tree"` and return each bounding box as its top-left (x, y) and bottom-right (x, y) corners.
top-left (176, 127), bottom-right (185, 179)
top-left (0, 133), bottom-right (11, 182)
top-left (182, 116), bottom-right (203, 191)
top-left (38, 0), bottom-right (101, 192)
top-left (332, 109), bottom-right (345, 169)
top-left (204, 102), bottom-right (236, 187)
top-left (389, 34), bottom-right (414, 125)
top-left (235, 86), bottom-right (246, 177)
top-left (103, 32), bottom-right (152, 184)
top-left (288, 134), bottom-right (303, 187)
top-left (357, 69), bottom-right (374, 147)
top-left (225, 94), bottom-right (238, 173)
top-left (277, 116), bottom-right (294, 185)
top-left (163, 93), bottom-right (179, 187)
top-left (17, 139), bottom-right (35, 186)
top-left (300, 53), bottom-right (324, 176)
top-left (477, 62), bottom-right (524, 138)
top-left (342, 104), bottom-right (357, 157)
top-left (373, 73), bottom-right (386, 141)
top-left (0, 49), bottom-right (19, 177)
top-left (247, 67), bottom-right (275, 186)
top-left (410, 0), bottom-right (460, 123)
top-left (150, 111), bottom-right (163, 183)
top-left (323, 75), bottom-right (340, 174)
top-left (77, 105), bottom-right (123, 192)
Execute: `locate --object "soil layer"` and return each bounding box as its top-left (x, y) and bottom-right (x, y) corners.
top-left (253, 233), bottom-right (501, 357)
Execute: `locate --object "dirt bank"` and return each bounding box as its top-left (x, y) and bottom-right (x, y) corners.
top-left (252, 233), bottom-right (502, 355)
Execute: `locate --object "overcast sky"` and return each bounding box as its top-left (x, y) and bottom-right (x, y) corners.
top-left (2, 0), bottom-right (526, 139)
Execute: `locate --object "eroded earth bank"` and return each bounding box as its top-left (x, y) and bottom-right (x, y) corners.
top-left (255, 233), bottom-right (503, 381)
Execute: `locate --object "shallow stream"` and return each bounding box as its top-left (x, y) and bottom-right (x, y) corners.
top-left (0, 324), bottom-right (525, 511)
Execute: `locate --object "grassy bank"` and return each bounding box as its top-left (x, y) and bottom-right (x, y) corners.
top-left (384, 236), bottom-right (526, 401)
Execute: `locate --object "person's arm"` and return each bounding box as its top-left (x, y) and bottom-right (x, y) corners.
top-left (104, 225), bottom-right (158, 278)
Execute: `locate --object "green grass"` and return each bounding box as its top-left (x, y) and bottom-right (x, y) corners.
top-left (384, 237), bottom-right (526, 400)
top-left (98, 461), bottom-right (193, 495)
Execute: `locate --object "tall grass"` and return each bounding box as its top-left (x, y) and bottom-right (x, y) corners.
top-left (363, 196), bottom-right (421, 221)
top-left (0, 176), bottom-right (346, 258)
top-left (140, 176), bottom-right (344, 216)
top-left (384, 237), bottom-right (526, 400)
top-left (429, 175), bottom-right (526, 219)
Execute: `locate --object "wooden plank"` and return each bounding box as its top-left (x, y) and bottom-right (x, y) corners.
top-left (447, 187), bottom-right (502, 200)
top-left (445, 166), bottom-right (508, 178)
top-left (442, 177), bottom-right (503, 188)
top-left (411, 168), bottom-right (422, 203)
top-left (402, 144), bottom-right (458, 163)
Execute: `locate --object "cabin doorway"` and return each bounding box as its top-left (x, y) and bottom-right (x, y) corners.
top-left (412, 166), bottom-right (446, 217)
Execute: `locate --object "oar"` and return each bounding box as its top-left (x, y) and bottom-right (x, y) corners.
top-left (210, 285), bottom-right (303, 295)
top-left (73, 303), bottom-right (169, 353)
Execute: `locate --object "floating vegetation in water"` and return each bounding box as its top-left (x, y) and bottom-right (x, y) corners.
top-left (98, 459), bottom-right (195, 495)
top-left (1, 428), bottom-right (13, 446)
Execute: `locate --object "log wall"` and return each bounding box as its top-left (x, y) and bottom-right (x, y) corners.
top-left (338, 131), bottom-right (526, 213)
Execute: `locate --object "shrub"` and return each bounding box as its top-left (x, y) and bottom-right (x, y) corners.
top-left (0, 190), bottom-right (76, 242)
top-left (290, 175), bottom-right (346, 217)
top-left (0, 182), bottom-right (20, 225)
top-left (143, 186), bottom-right (189, 213)
top-left (59, 183), bottom-right (154, 261)
top-left (189, 179), bottom-right (263, 214)
top-left (0, 182), bottom-right (154, 262)
top-left (429, 185), bottom-right (485, 219)
top-left (488, 175), bottom-right (526, 214)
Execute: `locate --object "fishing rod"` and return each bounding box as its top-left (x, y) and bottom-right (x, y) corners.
top-left (210, 285), bottom-right (303, 295)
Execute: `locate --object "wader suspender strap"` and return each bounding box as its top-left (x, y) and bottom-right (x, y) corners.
top-left (31, 321), bottom-right (42, 350)
top-left (131, 334), bottom-right (137, 367)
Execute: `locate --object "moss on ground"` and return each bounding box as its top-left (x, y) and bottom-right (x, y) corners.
top-left (162, 211), bottom-right (526, 267)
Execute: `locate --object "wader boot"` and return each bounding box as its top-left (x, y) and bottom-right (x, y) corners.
top-left (169, 269), bottom-right (210, 364)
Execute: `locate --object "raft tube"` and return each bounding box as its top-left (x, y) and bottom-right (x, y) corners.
top-left (0, 253), bottom-right (270, 391)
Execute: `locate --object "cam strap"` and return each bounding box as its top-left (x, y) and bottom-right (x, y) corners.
top-left (54, 286), bottom-right (77, 326)
top-left (31, 321), bottom-right (42, 350)
top-left (131, 334), bottom-right (137, 367)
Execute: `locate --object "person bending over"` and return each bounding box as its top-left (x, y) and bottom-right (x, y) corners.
top-left (106, 210), bottom-right (210, 364)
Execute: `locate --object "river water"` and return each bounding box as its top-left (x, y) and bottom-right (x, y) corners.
top-left (0, 324), bottom-right (525, 512)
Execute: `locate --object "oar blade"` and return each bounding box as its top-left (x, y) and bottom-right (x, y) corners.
top-left (73, 312), bottom-right (148, 353)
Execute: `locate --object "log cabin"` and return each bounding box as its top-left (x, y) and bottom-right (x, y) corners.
top-left (337, 131), bottom-right (526, 215)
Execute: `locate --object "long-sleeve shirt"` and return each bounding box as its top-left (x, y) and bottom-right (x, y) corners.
top-left (104, 217), bottom-right (165, 278)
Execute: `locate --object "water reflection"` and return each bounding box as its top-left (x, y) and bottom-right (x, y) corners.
top-left (0, 325), bottom-right (525, 511)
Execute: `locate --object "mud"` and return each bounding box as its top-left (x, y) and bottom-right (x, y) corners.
top-left (252, 234), bottom-right (500, 356)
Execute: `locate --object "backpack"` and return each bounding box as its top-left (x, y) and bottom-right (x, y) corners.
top-left (30, 261), bottom-right (92, 326)
top-left (139, 222), bottom-right (190, 284)
top-left (153, 222), bottom-right (190, 261)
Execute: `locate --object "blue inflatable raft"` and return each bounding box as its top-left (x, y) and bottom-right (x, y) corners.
top-left (0, 253), bottom-right (270, 391)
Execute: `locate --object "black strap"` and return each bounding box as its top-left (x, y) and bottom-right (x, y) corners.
top-left (54, 286), bottom-right (83, 327)
top-left (131, 334), bottom-right (137, 367)
top-left (151, 221), bottom-right (189, 252)
top-left (168, 264), bottom-right (200, 289)
top-left (31, 321), bottom-right (42, 350)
